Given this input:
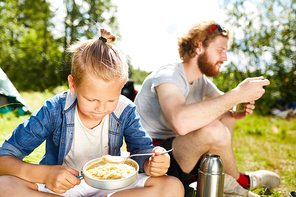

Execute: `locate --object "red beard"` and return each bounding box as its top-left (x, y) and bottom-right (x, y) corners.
top-left (197, 51), bottom-right (222, 77)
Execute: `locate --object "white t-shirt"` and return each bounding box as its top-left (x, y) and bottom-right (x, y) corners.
top-left (63, 104), bottom-right (109, 173)
top-left (134, 62), bottom-right (219, 139)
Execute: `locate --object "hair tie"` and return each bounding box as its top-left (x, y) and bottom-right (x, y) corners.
top-left (99, 36), bottom-right (107, 43)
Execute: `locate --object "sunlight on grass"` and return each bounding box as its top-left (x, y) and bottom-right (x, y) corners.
top-left (233, 114), bottom-right (296, 195)
top-left (23, 142), bottom-right (46, 164)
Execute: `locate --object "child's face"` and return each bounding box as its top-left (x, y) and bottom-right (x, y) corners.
top-left (68, 74), bottom-right (123, 128)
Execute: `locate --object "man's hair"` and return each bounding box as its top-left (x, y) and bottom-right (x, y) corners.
top-left (178, 20), bottom-right (231, 62)
top-left (67, 28), bottom-right (129, 88)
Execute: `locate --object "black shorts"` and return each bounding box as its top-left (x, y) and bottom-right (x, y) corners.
top-left (155, 137), bottom-right (201, 183)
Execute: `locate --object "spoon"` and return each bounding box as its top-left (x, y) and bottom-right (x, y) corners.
top-left (103, 148), bottom-right (174, 164)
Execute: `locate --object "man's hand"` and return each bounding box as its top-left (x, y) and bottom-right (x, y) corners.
top-left (235, 76), bottom-right (270, 103)
top-left (44, 165), bottom-right (81, 194)
top-left (233, 101), bottom-right (255, 119)
top-left (144, 146), bottom-right (170, 177)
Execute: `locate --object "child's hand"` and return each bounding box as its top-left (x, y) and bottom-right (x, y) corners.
top-left (144, 146), bottom-right (170, 177)
top-left (44, 165), bottom-right (81, 194)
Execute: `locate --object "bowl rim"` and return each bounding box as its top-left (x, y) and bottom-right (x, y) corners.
top-left (81, 156), bottom-right (139, 182)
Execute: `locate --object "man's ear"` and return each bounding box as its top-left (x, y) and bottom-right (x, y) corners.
top-left (68, 75), bottom-right (76, 93)
top-left (195, 42), bottom-right (204, 55)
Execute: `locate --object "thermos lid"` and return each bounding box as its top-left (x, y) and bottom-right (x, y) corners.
top-left (199, 154), bottom-right (224, 174)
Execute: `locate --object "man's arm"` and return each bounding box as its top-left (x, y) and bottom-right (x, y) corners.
top-left (156, 83), bottom-right (236, 135)
top-left (156, 77), bottom-right (269, 135)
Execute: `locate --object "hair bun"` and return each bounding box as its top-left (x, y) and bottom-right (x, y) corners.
top-left (99, 36), bottom-right (107, 43)
top-left (100, 28), bottom-right (116, 43)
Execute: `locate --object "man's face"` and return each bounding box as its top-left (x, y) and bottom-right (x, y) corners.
top-left (197, 36), bottom-right (228, 77)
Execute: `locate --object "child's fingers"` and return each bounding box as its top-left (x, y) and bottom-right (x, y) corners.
top-left (152, 146), bottom-right (166, 156)
top-left (149, 165), bottom-right (168, 177)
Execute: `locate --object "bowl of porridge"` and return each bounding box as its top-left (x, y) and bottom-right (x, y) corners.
top-left (81, 156), bottom-right (139, 190)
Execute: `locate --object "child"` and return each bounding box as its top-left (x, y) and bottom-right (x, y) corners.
top-left (0, 28), bottom-right (184, 197)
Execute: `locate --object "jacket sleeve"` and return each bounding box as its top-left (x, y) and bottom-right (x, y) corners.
top-left (0, 96), bottom-right (61, 160)
top-left (121, 103), bottom-right (154, 172)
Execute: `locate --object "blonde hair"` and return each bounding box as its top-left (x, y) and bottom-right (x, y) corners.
top-left (178, 20), bottom-right (231, 62)
top-left (67, 28), bottom-right (128, 87)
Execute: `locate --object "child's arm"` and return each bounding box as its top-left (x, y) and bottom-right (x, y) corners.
top-left (143, 146), bottom-right (170, 177)
top-left (0, 155), bottom-right (81, 194)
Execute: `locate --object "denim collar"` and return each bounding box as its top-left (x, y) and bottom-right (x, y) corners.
top-left (64, 90), bottom-right (77, 111)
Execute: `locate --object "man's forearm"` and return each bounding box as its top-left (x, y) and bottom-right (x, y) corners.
top-left (170, 89), bottom-right (239, 135)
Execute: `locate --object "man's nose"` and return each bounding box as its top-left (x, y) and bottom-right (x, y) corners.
top-left (221, 52), bottom-right (228, 61)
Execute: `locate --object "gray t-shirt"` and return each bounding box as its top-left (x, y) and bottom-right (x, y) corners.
top-left (134, 62), bottom-right (219, 139)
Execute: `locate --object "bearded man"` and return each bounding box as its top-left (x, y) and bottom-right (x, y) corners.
top-left (134, 20), bottom-right (280, 196)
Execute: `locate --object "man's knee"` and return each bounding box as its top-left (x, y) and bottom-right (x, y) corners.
top-left (198, 120), bottom-right (232, 146)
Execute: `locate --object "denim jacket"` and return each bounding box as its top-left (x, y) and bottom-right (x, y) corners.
top-left (0, 90), bottom-right (154, 172)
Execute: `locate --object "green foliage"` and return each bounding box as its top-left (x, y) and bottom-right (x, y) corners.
top-left (218, 0), bottom-right (296, 115)
top-left (130, 67), bottom-right (151, 85)
top-left (60, 0), bottom-right (119, 83)
top-left (0, 0), bottom-right (118, 91)
top-left (0, 0), bottom-right (64, 90)
top-left (125, 56), bottom-right (151, 85)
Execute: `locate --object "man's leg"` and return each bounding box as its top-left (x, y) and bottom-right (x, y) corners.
top-left (219, 111), bottom-right (252, 188)
top-left (219, 111), bottom-right (236, 138)
top-left (172, 119), bottom-right (240, 180)
top-left (218, 111), bottom-right (280, 190)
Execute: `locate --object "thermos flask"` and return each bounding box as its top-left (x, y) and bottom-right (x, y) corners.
top-left (197, 154), bottom-right (225, 197)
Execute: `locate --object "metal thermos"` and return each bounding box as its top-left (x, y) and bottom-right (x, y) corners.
top-left (197, 154), bottom-right (225, 197)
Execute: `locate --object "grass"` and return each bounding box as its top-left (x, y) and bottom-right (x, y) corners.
top-left (0, 87), bottom-right (295, 196)
top-left (0, 87), bottom-right (66, 164)
top-left (233, 115), bottom-right (296, 196)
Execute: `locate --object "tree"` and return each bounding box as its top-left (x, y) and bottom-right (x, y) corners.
top-left (0, 0), bottom-right (119, 91)
top-left (215, 0), bottom-right (296, 114)
top-left (0, 0), bottom-right (61, 90)
top-left (60, 0), bottom-right (119, 82)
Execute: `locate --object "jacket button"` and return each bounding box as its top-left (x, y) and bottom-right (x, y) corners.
top-left (114, 146), bottom-right (117, 150)
top-left (117, 123), bottom-right (120, 127)
top-left (61, 140), bottom-right (64, 143)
